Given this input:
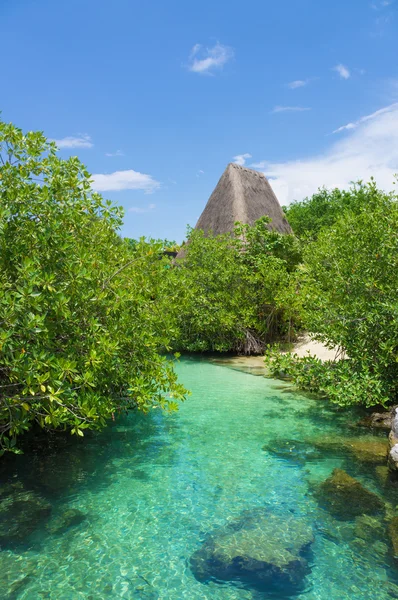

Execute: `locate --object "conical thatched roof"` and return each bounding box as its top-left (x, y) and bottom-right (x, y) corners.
top-left (175, 163), bottom-right (291, 260)
top-left (194, 163), bottom-right (291, 236)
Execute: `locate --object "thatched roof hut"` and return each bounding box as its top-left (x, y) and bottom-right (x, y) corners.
top-left (193, 163), bottom-right (291, 237)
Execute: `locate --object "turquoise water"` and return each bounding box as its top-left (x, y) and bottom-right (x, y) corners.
top-left (1, 357), bottom-right (398, 599)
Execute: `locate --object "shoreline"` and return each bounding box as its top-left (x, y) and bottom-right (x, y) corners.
top-left (208, 334), bottom-right (341, 376)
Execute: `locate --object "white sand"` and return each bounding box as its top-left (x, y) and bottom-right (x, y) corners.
top-left (210, 334), bottom-right (342, 374)
top-left (289, 334), bottom-right (343, 361)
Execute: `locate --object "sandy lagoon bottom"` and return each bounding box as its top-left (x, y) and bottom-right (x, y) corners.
top-left (1, 357), bottom-right (398, 599)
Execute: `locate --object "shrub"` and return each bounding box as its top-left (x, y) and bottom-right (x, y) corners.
top-left (0, 119), bottom-right (186, 454)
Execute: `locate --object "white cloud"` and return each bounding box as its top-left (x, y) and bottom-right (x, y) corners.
top-left (51, 134), bottom-right (93, 149)
top-left (287, 79), bottom-right (308, 89)
top-left (371, 0), bottom-right (394, 8)
top-left (333, 103), bottom-right (398, 133)
top-left (196, 169), bottom-right (205, 178)
top-left (333, 122), bottom-right (357, 133)
top-left (272, 106), bottom-right (311, 113)
top-left (91, 169), bottom-right (160, 193)
top-left (128, 203), bottom-right (156, 214)
top-left (105, 150), bottom-right (124, 157)
top-left (372, 12), bottom-right (393, 35)
top-left (233, 153), bottom-right (252, 166)
top-left (333, 64), bottom-right (351, 79)
top-left (252, 102), bottom-right (398, 205)
top-left (188, 42), bottom-right (234, 75)
top-left (191, 43), bottom-right (201, 56)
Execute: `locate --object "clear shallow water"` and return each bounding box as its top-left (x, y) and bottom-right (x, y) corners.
top-left (1, 357), bottom-right (398, 599)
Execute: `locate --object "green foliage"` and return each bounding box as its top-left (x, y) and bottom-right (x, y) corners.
top-left (0, 119), bottom-right (187, 454)
top-left (125, 237), bottom-right (180, 254)
top-left (3, 115), bottom-right (396, 440)
top-left (163, 218), bottom-right (302, 353)
top-left (265, 349), bottom-right (391, 408)
top-left (164, 227), bottom-right (249, 353)
top-left (284, 183), bottom-right (381, 241)
top-left (269, 179), bottom-right (398, 407)
top-left (234, 217), bottom-right (302, 271)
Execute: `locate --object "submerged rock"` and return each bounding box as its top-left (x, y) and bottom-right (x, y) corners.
top-left (354, 514), bottom-right (385, 542)
top-left (388, 517), bottom-right (398, 557)
top-left (263, 439), bottom-right (323, 465)
top-left (358, 409), bottom-right (395, 430)
top-left (0, 483), bottom-right (52, 546)
top-left (375, 465), bottom-right (390, 486)
top-left (372, 540), bottom-right (389, 557)
top-left (343, 438), bottom-right (388, 464)
top-left (0, 552), bottom-right (37, 599)
top-left (313, 436), bottom-right (388, 464)
top-left (384, 581), bottom-right (398, 598)
top-left (265, 435), bottom-right (388, 467)
top-left (314, 468), bottom-right (384, 520)
top-left (190, 509), bottom-right (313, 593)
top-left (47, 508), bottom-right (87, 535)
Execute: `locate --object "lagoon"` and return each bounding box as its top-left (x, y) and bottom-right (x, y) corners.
top-left (1, 357), bottom-right (397, 599)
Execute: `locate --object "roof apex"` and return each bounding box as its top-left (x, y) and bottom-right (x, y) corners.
top-left (226, 162), bottom-right (263, 174)
top-left (185, 163), bottom-right (292, 247)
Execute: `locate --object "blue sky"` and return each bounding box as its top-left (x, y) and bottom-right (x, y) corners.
top-left (1, 0), bottom-right (397, 242)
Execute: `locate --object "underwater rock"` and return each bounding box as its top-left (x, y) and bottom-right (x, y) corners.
top-left (0, 483), bottom-right (52, 546)
top-left (314, 468), bottom-right (384, 520)
top-left (316, 519), bottom-right (355, 545)
top-left (265, 435), bottom-right (388, 466)
top-left (358, 408), bottom-right (396, 430)
top-left (372, 540), bottom-right (389, 557)
top-left (47, 508), bottom-right (87, 535)
top-left (313, 436), bottom-right (389, 464)
top-left (190, 509), bottom-right (313, 593)
top-left (262, 439), bottom-right (323, 465)
top-left (388, 517), bottom-right (398, 557)
top-left (384, 581), bottom-right (398, 598)
top-left (343, 438), bottom-right (388, 464)
top-left (0, 552), bottom-right (37, 599)
top-left (384, 501), bottom-right (396, 522)
top-left (375, 465), bottom-right (390, 486)
top-left (354, 514), bottom-right (385, 542)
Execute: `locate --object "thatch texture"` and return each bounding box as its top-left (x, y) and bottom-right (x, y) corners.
top-left (195, 163), bottom-right (291, 236)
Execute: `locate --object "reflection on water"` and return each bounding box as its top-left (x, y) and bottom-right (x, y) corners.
top-left (1, 357), bottom-right (398, 599)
